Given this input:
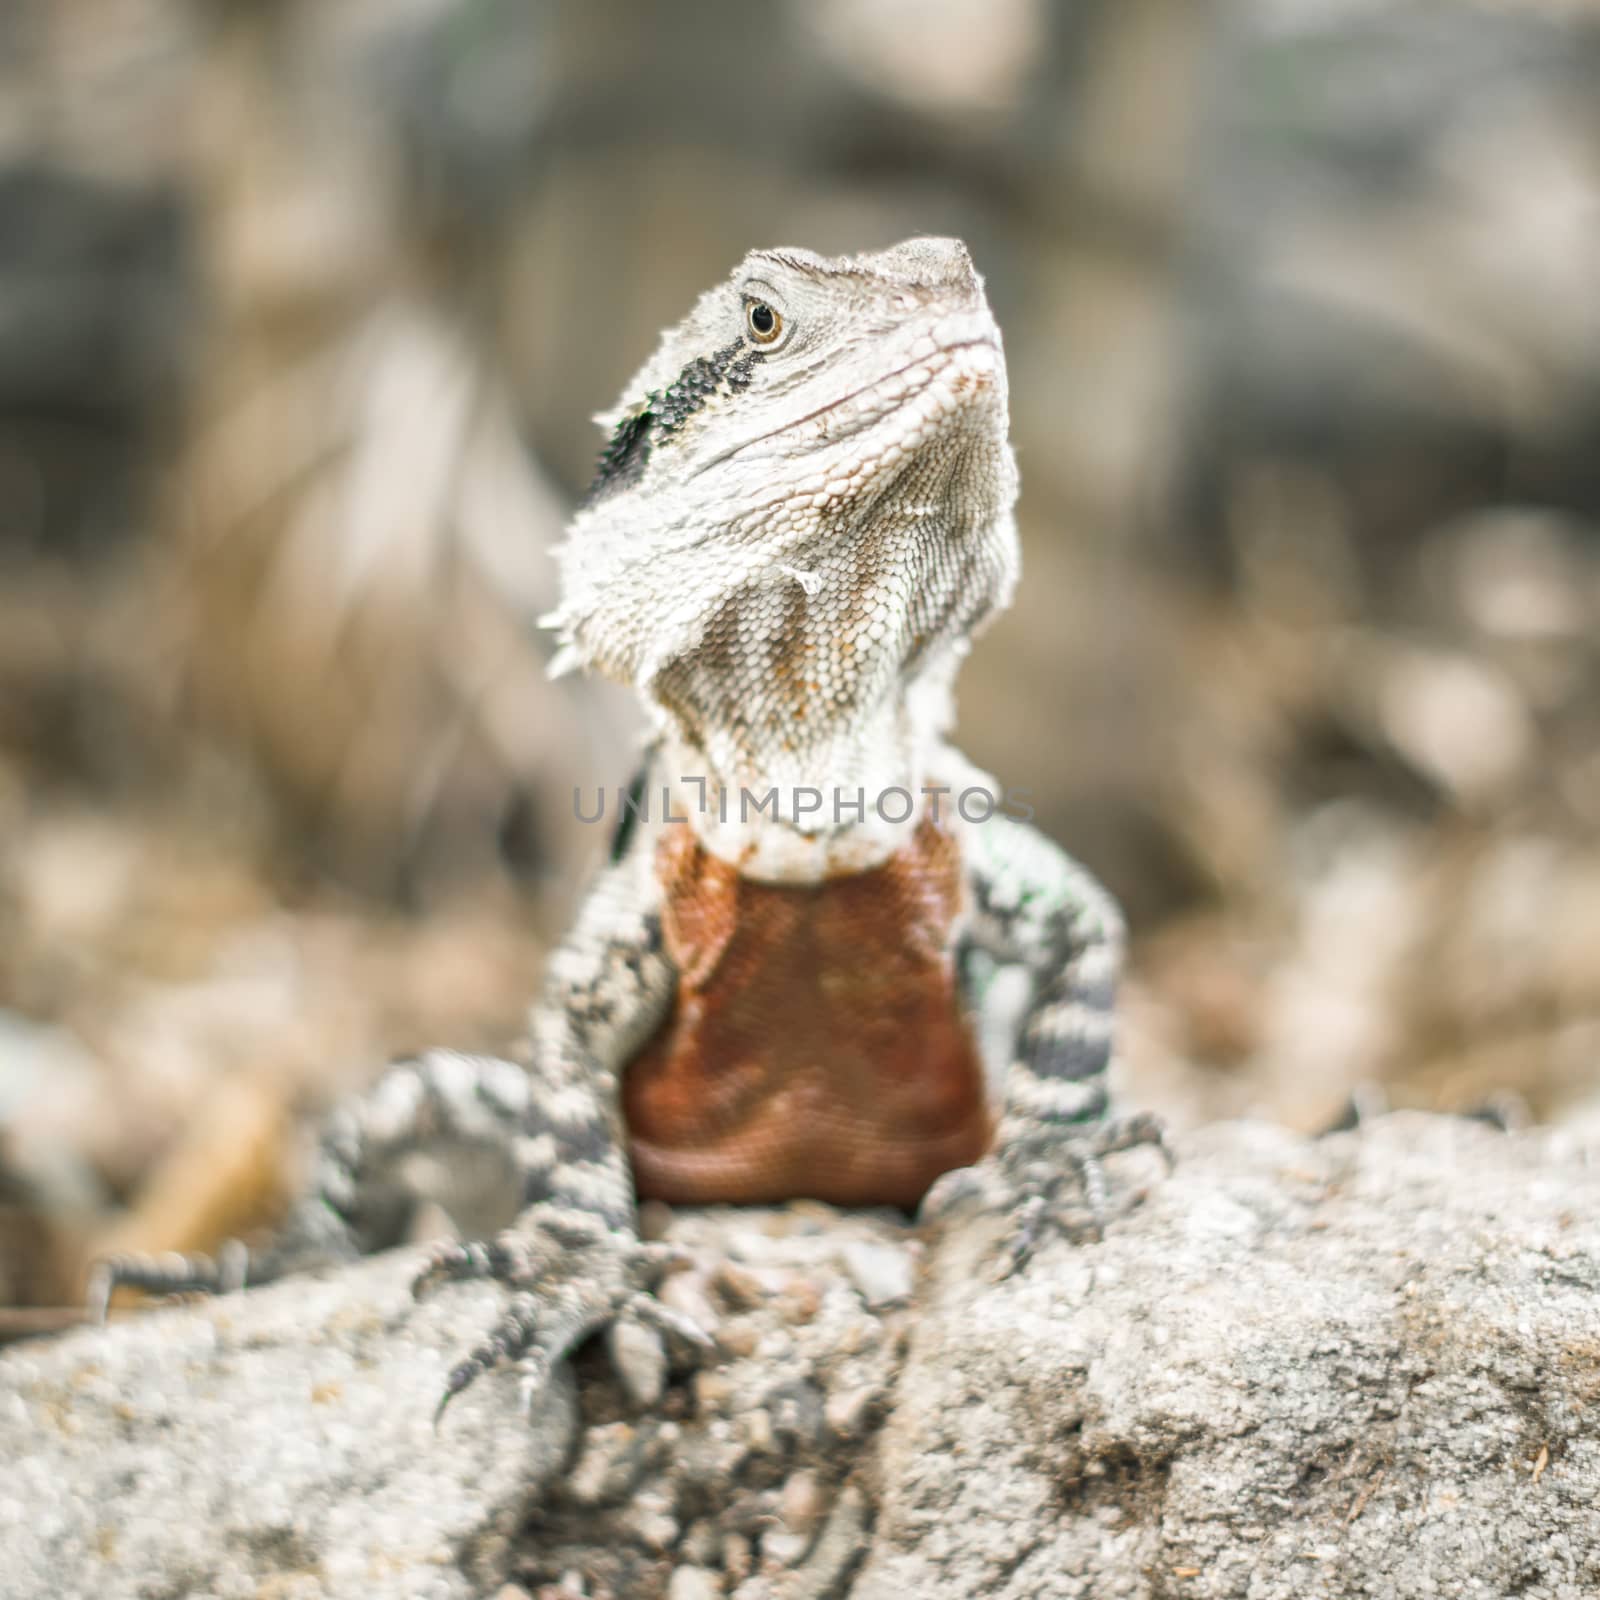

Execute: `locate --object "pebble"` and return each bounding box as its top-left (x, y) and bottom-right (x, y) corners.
top-left (722, 1532), bottom-right (753, 1581)
top-left (779, 1469), bottom-right (825, 1539)
top-left (565, 1422), bottom-right (643, 1508)
top-left (693, 1369), bottom-right (736, 1414)
top-left (607, 1318), bottom-right (666, 1408)
top-left (660, 1271), bottom-right (722, 1335)
top-left (667, 1566), bottom-right (723, 1600)
top-left (840, 1240), bottom-right (914, 1307)
top-left (637, 1199), bottom-right (675, 1240)
top-left (680, 1519), bottom-right (720, 1566)
top-left (762, 1528), bottom-right (811, 1566)
top-left (626, 1505), bottom-right (680, 1554)
top-left (743, 1408), bottom-right (775, 1453)
top-left (713, 1259), bottom-right (769, 1309)
top-left (777, 1278), bottom-right (823, 1323)
top-left (833, 1316), bottom-right (880, 1357)
top-left (824, 1384), bottom-right (879, 1439)
top-left (717, 1316), bottom-right (761, 1357)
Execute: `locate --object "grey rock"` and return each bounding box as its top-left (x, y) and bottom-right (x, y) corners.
top-left (860, 1115), bottom-right (1600, 1599)
top-left (0, 1249), bottom-right (577, 1600)
top-left (5, 1117), bottom-right (1598, 1599)
top-left (838, 1240), bottom-right (915, 1309)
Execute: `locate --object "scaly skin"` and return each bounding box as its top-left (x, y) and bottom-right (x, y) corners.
top-left (94, 238), bottom-right (1167, 1413)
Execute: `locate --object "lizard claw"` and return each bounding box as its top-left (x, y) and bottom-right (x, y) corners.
top-left (922, 1113), bottom-right (1172, 1279)
top-left (412, 1235), bottom-right (531, 1299)
top-left (997, 1111), bottom-right (1171, 1275)
top-left (423, 1208), bottom-right (709, 1425)
top-left (85, 1240), bottom-right (251, 1322)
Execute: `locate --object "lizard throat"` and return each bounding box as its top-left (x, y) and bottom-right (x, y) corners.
top-left (652, 686), bottom-right (953, 883)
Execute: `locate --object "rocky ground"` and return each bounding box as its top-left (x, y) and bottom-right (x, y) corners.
top-left (5, 1115), bottom-right (1596, 1600)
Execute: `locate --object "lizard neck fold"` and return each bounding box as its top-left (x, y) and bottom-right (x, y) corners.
top-left (654, 709), bottom-right (925, 883)
top-left (651, 640), bottom-right (967, 883)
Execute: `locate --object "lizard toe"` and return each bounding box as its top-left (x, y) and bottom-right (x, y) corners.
top-left (435, 1274), bottom-right (620, 1425)
top-left (427, 1210), bottom-right (703, 1423)
top-left (963, 1111), bottom-right (1174, 1276)
top-left (917, 1159), bottom-right (1007, 1225)
top-left (86, 1240), bottom-right (251, 1321)
top-left (412, 1230), bottom-right (541, 1299)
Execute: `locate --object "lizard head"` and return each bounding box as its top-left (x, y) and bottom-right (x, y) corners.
top-left (547, 237), bottom-right (1020, 801)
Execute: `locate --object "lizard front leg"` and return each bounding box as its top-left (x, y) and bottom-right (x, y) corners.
top-left (88, 1050), bottom-right (547, 1314)
top-left (414, 844), bottom-right (705, 1420)
top-left (93, 835), bottom-right (704, 1419)
top-left (929, 810), bottom-right (1170, 1272)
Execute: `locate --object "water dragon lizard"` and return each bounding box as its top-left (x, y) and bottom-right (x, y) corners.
top-left (95, 237), bottom-right (1167, 1419)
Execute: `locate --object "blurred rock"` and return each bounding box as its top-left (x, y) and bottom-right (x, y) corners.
top-left (2, 1249), bottom-right (578, 1600)
top-left (0, 165), bottom-right (187, 558)
top-left (5, 1119), bottom-right (1597, 1597)
top-left (862, 1116), bottom-right (1600, 1599)
top-left (0, 1011), bottom-right (104, 1306)
top-left (1373, 643), bottom-right (1533, 807)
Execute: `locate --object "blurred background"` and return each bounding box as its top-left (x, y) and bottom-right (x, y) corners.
top-left (3, 0), bottom-right (1600, 1319)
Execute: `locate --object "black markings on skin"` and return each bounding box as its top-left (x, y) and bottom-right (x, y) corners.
top-left (609, 762), bottom-right (651, 863)
top-left (559, 1114), bottom-right (619, 1171)
top-left (520, 1117), bottom-right (614, 1208)
top-left (583, 340), bottom-right (764, 505)
top-left (652, 340), bottom-right (762, 434)
top-left (585, 405), bottom-right (655, 505)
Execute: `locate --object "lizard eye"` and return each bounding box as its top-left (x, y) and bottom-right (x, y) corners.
top-left (746, 302), bottom-right (783, 345)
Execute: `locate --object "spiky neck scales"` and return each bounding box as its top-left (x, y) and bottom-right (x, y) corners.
top-left (547, 237), bottom-right (1020, 881)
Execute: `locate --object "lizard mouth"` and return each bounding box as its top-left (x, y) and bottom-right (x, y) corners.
top-left (690, 329), bottom-right (1002, 477)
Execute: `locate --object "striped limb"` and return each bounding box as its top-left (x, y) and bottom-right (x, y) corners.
top-left (89, 1050), bottom-right (547, 1317)
top-left (93, 841), bottom-right (707, 1419)
top-left (413, 849), bottom-right (706, 1421)
top-left (927, 813), bottom-right (1170, 1271)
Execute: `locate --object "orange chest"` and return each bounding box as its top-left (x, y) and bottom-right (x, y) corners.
top-left (622, 818), bottom-right (992, 1210)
